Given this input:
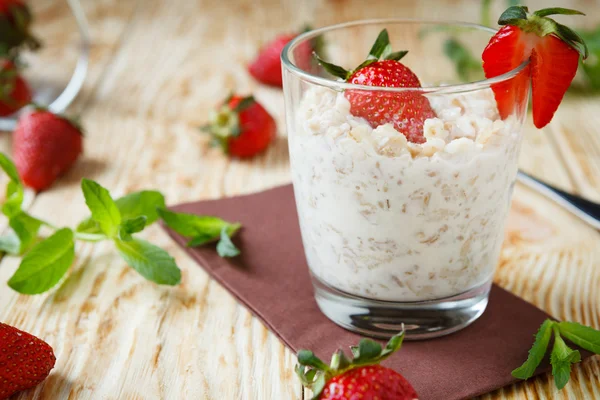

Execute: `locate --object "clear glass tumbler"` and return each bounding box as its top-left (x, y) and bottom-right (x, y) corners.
top-left (282, 20), bottom-right (529, 339)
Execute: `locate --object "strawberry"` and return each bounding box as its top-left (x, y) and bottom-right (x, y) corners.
top-left (13, 109), bottom-right (83, 191)
top-left (316, 29), bottom-right (435, 143)
top-left (0, 322), bottom-right (56, 399)
top-left (249, 33), bottom-right (296, 87)
top-left (0, 0), bottom-right (40, 55)
top-left (296, 331), bottom-right (418, 400)
top-left (202, 94), bottom-right (276, 158)
top-left (248, 28), bottom-right (320, 87)
top-left (0, 59), bottom-right (31, 116)
top-left (482, 6), bottom-right (588, 128)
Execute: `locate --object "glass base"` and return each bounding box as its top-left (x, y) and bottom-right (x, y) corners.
top-left (311, 274), bottom-right (491, 340)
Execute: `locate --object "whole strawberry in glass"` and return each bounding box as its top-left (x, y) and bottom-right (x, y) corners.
top-left (0, 0), bottom-right (40, 55)
top-left (315, 29), bottom-right (435, 144)
top-left (296, 331), bottom-right (418, 400)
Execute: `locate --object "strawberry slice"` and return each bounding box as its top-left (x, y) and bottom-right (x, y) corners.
top-left (482, 6), bottom-right (588, 128)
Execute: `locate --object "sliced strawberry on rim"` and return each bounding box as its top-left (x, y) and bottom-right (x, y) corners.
top-left (482, 6), bottom-right (588, 128)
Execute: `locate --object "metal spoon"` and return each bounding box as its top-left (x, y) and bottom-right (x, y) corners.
top-left (517, 170), bottom-right (600, 231)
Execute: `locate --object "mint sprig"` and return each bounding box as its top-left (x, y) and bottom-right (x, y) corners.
top-left (512, 319), bottom-right (600, 389)
top-left (157, 208), bottom-right (241, 257)
top-left (0, 152), bottom-right (242, 294)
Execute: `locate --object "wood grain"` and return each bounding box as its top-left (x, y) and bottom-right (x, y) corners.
top-left (0, 0), bottom-right (599, 399)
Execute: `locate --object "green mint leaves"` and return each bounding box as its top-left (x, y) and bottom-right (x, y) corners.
top-left (81, 178), bottom-right (122, 237)
top-left (512, 319), bottom-right (554, 380)
top-left (8, 228), bottom-right (75, 294)
top-left (115, 238), bottom-right (180, 285)
top-left (513, 319), bottom-right (600, 389)
top-left (157, 208), bottom-right (241, 257)
top-left (0, 152), bottom-right (242, 295)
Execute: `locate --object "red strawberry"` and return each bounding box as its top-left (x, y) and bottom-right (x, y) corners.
top-left (316, 29), bottom-right (435, 143)
top-left (0, 322), bottom-right (56, 399)
top-left (203, 95), bottom-right (276, 158)
top-left (249, 33), bottom-right (296, 87)
top-left (0, 59), bottom-right (31, 116)
top-left (249, 29), bottom-right (318, 87)
top-left (0, 0), bottom-right (39, 53)
top-left (296, 331), bottom-right (418, 400)
top-left (482, 6), bottom-right (588, 128)
top-left (13, 110), bottom-right (83, 191)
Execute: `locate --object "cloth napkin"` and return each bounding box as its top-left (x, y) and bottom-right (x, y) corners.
top-left (162, 184), bottom-right (570, 400)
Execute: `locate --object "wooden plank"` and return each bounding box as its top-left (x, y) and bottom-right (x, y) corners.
top-left (1, 0), bottom-right (600, 399)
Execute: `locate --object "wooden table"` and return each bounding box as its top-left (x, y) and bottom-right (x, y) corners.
top-left (1, 0), bottom-right (599, 398)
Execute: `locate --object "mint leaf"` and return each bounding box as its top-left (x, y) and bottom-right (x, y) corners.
top-left (0, 152), bottom-right (21, 183)
top-left (9, 211), bottom-right (42, 253)
top-left (81, 179), bottom-right (121, 237)
top-left (3, 180), bottom-right (24, 217)
top-left (7, 228), bottom-right (75, 294)
top-left (0, 153), bottom-right (24, 218)
top-left (0, 232), bottom-right (20, 254)
top-left (115, 237), bottom-right (181, 285)
top-left (512, 319), bottom-right (555, 379)
top-left (558, 321), bottom-right (600, 354)
top-left (76, 190), bottom-right (165, 234)
top-left (550, 327), bottom-right (581, 390)
top-left (216, 226), bottom-right (240, 258)
top-left (157, 208), bottom-right (241, 247)
top-left (118, 216), bottom-right (147, 242)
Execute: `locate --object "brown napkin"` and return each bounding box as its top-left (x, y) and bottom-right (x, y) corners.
top-left (162, 184), bottom-right (568, 400)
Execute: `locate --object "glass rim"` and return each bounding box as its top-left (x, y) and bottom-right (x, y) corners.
top-left (281, 18), bottom-right (529, 94)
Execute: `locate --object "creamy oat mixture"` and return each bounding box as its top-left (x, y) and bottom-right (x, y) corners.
top-left (290, 86), bottom-right (522, 302)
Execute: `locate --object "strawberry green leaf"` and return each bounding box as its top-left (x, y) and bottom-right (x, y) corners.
top-left (329, 349), bottom-right (352, 370)
top-left (118, 216), bottom-right (147, 242)
top-left (384, 50), bottom-right (408, 61)
top-left (381, 330), bottom-right (405, 358)
top-left (533, 8), bottom-right (586, 18)
top-left (512, 319), bottom-right (555, 380)
top-left (353, 339), bottom-right (383, 364)
top-left (550, 327), bottom-right (581, 390)
top-left (76, 190), bottom-right (166, 234)
top-left (310, 374), bottom-right (326, 400)
top-left (115, 237), bottom-right (181, 285)
top-left (81, 179), bottom-right (121, 237)
top-left (313, 53), bottom-right (350, 80)
top-left (368, 29), bottom-right (391, 59)
top-left (554, 23), bottom-right (589, 59)
top-left (7, 228), bottom-right (75, 294)
top-left (557, 321), bottom-right (600, 354)
top-left (233, 96), bottom-right (255, 113)
top-left (297, 350), bottom-right (330, 371)
top-left (498, 5), bottom-right (528, 25)
top-left (216, 226), bottom-right (240, 258)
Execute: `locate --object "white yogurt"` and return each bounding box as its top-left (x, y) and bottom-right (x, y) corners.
top-left (289, 87), bottom-right (522, 301)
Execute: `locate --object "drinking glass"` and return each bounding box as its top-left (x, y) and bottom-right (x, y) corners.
top-left (0, 0), bottom-right (90, 131)
top-left (281, 19), bottom-right (529, 339)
